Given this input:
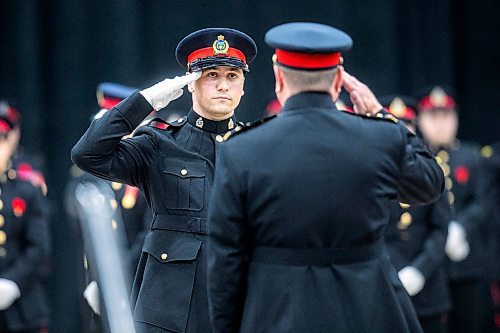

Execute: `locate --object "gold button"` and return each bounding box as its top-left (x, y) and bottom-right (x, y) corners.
top-left (445, 177), bottom-right (453, 190)
top-left (0, 247), bottom-right (6, 257)
top-left (109, 199), bottom-right (118, 210)
top-left (440, 163), bottom-right (450, 177)
top-left (0, 231), bottom-right (6, 245)
top-left (437, 150), bottom-right (449, 163)
top-left (111, 182), bottom-right (123, 191)
top-left (448, 191), bottom-right (455, 205)
top-left (399, 202), bottom-right (410, 209)
top-left (111, 219), bottom-right (118, 231)
top-left (7, 169), bottom-right (16, 180)
top-left (215, 135), bottom-right (224, 143)
top-left (161, 253), bottom-right (168, 260)
top-left (435, 156), bottom-right (442, 165)
top-left (0, 215), bottom-right (4, 227)
top-left (180, 169), bottom-right (188, 176)
top-left (0, 199), bottom-right (4, 210)
top-left (376, 113), bottom-right (384, 118)
top-left (400, 212), bottom-right (412, 227)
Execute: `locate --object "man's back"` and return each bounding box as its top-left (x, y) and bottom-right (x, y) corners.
top-left (208, 91), bottom-right (443, 332)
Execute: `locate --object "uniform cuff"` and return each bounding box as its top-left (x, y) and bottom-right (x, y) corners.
top-left (114, 91), bottom-right (154, 130)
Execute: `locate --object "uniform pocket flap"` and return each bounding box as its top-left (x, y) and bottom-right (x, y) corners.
top-left (163, 158), bottom-right (206, 178)
top-left (143, 231), bottom-right (202, 263)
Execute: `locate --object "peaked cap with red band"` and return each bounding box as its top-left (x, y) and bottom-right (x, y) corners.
top-left (265, 22), bottom-right (352, 71)
top-left (379, 95), bottom-right (417, 122)
top-left (417, 86), bottom-right (457, 113)
top-left (96, 82), bottom-right (137, 110)
top-left (0, 100), bottom-right (21, 136)
top-left (176, 28), bottom-right (257, 73)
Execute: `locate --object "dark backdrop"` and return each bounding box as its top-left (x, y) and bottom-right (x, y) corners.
top-left (1, 1), bottom-right (499, 332)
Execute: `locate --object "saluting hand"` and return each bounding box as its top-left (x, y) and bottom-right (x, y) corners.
top-left (341, 70), bottom-right (383, 116)
top-left (140, 71), bottom-right (201, 111)
top-left (0, 278), bottom-right (21, 310)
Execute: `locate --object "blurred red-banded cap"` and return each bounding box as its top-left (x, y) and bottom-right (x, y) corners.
top-left (379, 95), bottom-right (417, 122)
top-left (417, 86), bottom-right (457, 113)
top-left (0, 100), bottom-right (21, 135)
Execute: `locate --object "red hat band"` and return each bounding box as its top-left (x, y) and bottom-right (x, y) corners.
top-left (274, 49), bottom-right (341, 69)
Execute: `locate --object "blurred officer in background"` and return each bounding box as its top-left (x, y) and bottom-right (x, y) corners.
top-left (207, 22), bottom-right (444, 333)
top-left (72, 28), bottom-right (257, 333)
top-left (417, 86), bottom-right (495, 333)
top-left (66, 83), bottom-right (151, 333)
top-left (381, 95), bottom-right (452, 333)
top-left (0, 101), bottom-right (51, 333)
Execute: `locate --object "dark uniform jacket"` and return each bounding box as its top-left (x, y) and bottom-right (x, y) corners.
top-left (0, 166), bottom-right (51, 332)
top-left (435, 143), bottom-right (494, 280)
top-left (484, 143), bottom-right (500, 279)
top-left (72, 91), bottom-right (240, 333)
top-left (207, 92), bottom-right (444, 333)
top-left (384, 193), bottom-right (452, 317)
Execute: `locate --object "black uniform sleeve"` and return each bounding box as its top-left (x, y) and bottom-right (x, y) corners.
top-left (207, 144), bottom-right (248, 333)
top-left (71, 92), bottom-right (157, 187)
top-left (0, 188), bottom-right (51, 291)
top-left (397, 125), bottom-right (444, 205)
top-left (411, 193), bottom-right (451, 278)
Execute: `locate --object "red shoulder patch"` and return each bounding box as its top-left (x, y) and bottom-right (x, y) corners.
top-left (149, 120), bottom-right (170, 130)
top-left (12, 197), bottom-right (26, 217)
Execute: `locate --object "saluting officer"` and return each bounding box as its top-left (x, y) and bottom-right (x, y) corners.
top-left (207, 22), bottom-right (444, 333)
top-left (380, 95), bottom-right (452, 333)
top-left (71, 28), bottom-right (257, 333)
top-left (417, 86), bottom-right (495, 333)
top-left (0, 101), bottom-right (51, 333)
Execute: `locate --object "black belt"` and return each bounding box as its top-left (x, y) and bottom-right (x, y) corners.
top-left (251, 239), bottom-right (383, 266)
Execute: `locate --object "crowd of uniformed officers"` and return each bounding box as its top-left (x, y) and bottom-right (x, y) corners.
top-left (0, 21), bottom-right (499, 333)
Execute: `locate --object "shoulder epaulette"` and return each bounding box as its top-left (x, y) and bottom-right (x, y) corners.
top-left (223, 115), bottom-right (277, 141)
top-left (341, 109), bottom-right (399, 124)
top-left (148, 116), bottom-right (187, 130)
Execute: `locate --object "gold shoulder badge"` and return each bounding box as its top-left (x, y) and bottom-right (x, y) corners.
top-left (384, 113), bottom-right (399, 123)
top-left (213, 35), bottom-right (229, 55)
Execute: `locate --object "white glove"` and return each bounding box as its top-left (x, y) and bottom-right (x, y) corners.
top-left (0, 278), bottom-right (21, 310)
top-left (445, 221), bottom-right (470, 262)
top-left (140, 71), bottom-right (201, 111)
top-left (398, 266), bottom-right (425, 296)
top-left (83, 280), bottom-right (100, 315)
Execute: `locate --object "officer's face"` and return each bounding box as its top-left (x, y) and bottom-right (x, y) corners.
top-left (0, 130), bottom-right (19, 171)
top-left (418, 110), bottom-right (458, 146)
top-left (190, 66), bottom-right (245, 119)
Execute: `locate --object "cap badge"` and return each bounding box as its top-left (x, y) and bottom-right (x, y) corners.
top-left (430, 86), bottom-right (447, 108)
top-left (389, 98), bottom-right (406, 118)
top-left (213, 35), bottom-right (229, 55)
top-left (196, 117), bottom-right (204, 128)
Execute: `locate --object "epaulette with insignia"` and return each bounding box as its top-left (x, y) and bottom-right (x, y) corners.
top-left (223, 115), bottom-right (277, 141)
top-left (340, 109), bottom-right (399, 123)
top-left (148, 116), bottom-right (187, 130)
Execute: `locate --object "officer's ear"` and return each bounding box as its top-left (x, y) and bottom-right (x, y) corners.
top-left (186, 71), bottom-right (196, 93)
top-left (331, 66), bottom-right (344, 101)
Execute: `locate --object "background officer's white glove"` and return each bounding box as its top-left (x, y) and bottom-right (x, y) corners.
top-left (0, 278), bottom-right (21, 310)
top-left (83, 280), bottom-right (100, 315)
top-left (140, 71), bottom-right (201, 111)
top-left (445, 221), bottom-right (470, 262)
top-left (398, 266), bottom-right (425, 296)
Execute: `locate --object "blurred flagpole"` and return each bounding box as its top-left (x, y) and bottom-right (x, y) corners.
top-left (75, 181), bottom-right (136, 333)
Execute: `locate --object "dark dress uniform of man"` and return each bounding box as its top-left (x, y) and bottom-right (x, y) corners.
top-left (71, 28), bottom-right (257, 333)
top-left (207, 22), bottom-right (444, 333)
top-left (381, 96), bottom-right (452, 333)
top-left (417, 87), bottom-right (495, 333)
top-left (0, 101), bottom-right (51, 333)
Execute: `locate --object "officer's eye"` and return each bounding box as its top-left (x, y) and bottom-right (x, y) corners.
top-left (206, 72), bottom-right (218, 78)
top-left (227, 72), bottom-right (239, 79)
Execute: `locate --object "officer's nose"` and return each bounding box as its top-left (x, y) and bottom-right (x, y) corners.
top-left (217, 79), bottom-right (229, 92)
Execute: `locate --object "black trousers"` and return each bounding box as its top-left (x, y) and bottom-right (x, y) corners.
top-left (448, 279), bottom-right (495, 333)
top-left (419, 313), bottom-right (448, 333)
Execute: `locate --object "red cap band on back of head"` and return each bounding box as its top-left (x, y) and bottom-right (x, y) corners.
top-left (275, 49), bottom-right (341, 69)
